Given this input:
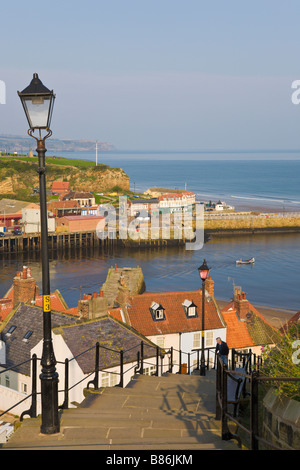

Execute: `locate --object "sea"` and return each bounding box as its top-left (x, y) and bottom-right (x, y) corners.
top-left (0, 151), bottom-right (300, 314)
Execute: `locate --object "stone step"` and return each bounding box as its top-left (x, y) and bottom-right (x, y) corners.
top-left (2, 371), bottom-right (242, 451)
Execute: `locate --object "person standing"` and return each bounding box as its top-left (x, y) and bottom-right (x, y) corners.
top-left (216, 337), bottom-right (229, 367)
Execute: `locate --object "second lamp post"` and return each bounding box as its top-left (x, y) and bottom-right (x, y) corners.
top-left (198, 259), bottom-right (210, 376)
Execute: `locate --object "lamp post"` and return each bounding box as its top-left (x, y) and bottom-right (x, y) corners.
top-left (198, 259), bottom-right (210, 376)
top-left (18, 74), bottom-right (59, 434)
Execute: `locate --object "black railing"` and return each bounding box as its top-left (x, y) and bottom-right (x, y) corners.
top-left (0, 354), bottom-right (38, 421)
top-left (0, 341), bottom-right (214, 420)
top-left (215, 352), bottom-right (300, 450)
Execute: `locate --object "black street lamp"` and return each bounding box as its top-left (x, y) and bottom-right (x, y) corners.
top-left (198, 259), bottom-right (210, 376)
top-left (18, 74), bottom-right (59, 434)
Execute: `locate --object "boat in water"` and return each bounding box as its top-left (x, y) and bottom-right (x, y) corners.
top-left (236, 257), bottom-right (255, 265)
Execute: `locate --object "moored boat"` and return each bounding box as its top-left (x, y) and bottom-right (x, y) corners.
top-left (236, 257), bottom-right (255, 265)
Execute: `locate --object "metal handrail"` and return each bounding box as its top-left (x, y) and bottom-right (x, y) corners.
top-left (0, 340), bottom-right (214, 420)
top-left (0, 354), bottom-right (38, 421)
top-left (215, 354), bottom-right (300, 450)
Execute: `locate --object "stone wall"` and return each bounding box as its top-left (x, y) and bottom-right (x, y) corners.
top-left (204, 214), bottom-right (300, 231)
top-left (263, 389), bottom-right (300, 450)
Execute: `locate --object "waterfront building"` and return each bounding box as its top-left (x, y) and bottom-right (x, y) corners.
top-left (55, 214), bottom-right (105, 232)
top-left (59, 191), bottom-right (95, 207)
top-left (0, 199), bottom-right (39, 229)
top-left (158, 191), bottom-right (195, 214)
top-left (47, 199), bottom-right (81, 218)
top-left (128, 198), bottom-right (159, 217)
top-left (21, 207), bottom-right (55, 233)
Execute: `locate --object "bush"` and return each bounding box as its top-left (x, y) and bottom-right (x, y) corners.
top-left (261, 323), bottom-right (300, 402)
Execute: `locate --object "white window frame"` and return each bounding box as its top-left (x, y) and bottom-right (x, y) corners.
top-left (206, 330), bottom-right (214, 348)
top-left (193, 332), bottom-right (201, 349)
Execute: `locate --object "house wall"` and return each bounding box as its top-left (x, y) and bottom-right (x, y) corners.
top-left (22, 208), bottom-right (56, 233)
top-left (180, 327), bottom-right (226, 371)
top-left (146, 333), bottom-right (181, 374)
top-left (0, 383), bottom-right (34, 417)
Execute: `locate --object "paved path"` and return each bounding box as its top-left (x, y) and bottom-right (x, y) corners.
top-left (2, 371), bottom-right (241, 450)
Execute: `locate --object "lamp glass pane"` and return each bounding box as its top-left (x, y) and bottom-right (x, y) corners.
top-left (24, 96), bottom-right (51, 129)
top-left (200, 270), bottom-right (209, 280)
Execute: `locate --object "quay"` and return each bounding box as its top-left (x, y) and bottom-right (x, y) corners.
top-left (1, 210), bottom-right (300, 254)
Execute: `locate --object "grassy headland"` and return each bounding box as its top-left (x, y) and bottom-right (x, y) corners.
top-left (0, 154), bottom-right (130, 202)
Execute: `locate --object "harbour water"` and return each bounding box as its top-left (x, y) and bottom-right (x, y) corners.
top-left (0, 151), bottom-right (299, 314)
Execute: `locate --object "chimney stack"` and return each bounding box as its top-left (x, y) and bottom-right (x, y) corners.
top-left (234, 288), bottom-right (250, 320)
top-left (13, 266), bottom-right (38, 306)
top-left (78, 291), bottom-right (108, 320)
top-left (205, 276), bottom-right (214, 297)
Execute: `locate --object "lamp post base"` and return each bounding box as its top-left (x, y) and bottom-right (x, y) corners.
top-left (40, 371), bottom-right (60, 434)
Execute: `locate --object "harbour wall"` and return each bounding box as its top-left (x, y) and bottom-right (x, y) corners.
top-left (0, 212), bottom-right (300, 254)
top-left (204, 212), bottom-right (300, 234)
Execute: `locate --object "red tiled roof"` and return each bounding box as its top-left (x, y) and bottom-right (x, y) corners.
top-left (221, 299), bottom-right (280, 349)
top-left (0, 298), bottom-right (14, 321)
top-left (48, 200), bottom-right (79, 209)
top-left (126, 290), bottom-right (225, 336)
top-left (64, 306), bottom-right (79, 316)
top-left (221, 302), bottom-right (254, 349)
top-left (159, 192), bottom-right (195, 201)
top-left (60, 215), bottom-right (104, 221)
top-left (34, 291), bottom-right (68, 312)
top-left (52, 182), bottom-right (70, 190)
top-left (107, 308), bottom-right (125, 323)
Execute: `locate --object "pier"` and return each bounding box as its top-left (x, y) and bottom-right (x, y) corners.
top-left (0, 231), bottom-right (106, 254)
top-left (0, 231), bottom-right (189, 254)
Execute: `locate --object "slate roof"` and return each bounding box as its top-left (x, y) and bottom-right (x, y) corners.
top-left (0, 303), bottom-right (80, 375)
top-left (125, 290), bottom-right (225, 337)
top-left (53, 316), bottom-right (160, 374)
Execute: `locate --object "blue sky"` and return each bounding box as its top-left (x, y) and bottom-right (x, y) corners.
top-left (1, 0), bottom-right (300, 151)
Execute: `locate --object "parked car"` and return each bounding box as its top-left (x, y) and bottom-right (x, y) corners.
top-left (0, 232), bottom-right (5, 237)
top-left (12, 228), bottom-right (22, 235)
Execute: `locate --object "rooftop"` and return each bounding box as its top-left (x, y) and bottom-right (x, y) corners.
top-left (126, 290), bottom-right (225, 336)
top-left (0, 303), bottom-right (80, 375)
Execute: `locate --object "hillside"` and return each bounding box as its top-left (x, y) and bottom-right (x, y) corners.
top-left (0, 134), bottom-right (115, 153)
top-left (0, 156), bottom-right (129, 200)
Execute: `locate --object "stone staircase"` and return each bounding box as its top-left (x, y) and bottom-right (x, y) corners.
top-left (2, 371), bottom-right (241, 450)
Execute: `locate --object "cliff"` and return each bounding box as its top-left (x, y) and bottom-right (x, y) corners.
top-left (0, 156), bottom-right (129, 196)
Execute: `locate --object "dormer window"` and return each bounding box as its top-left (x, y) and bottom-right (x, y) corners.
top-left (150, 301), bottom-right (165, 321)
top-left (182, 300), bottom-right (198, 318)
